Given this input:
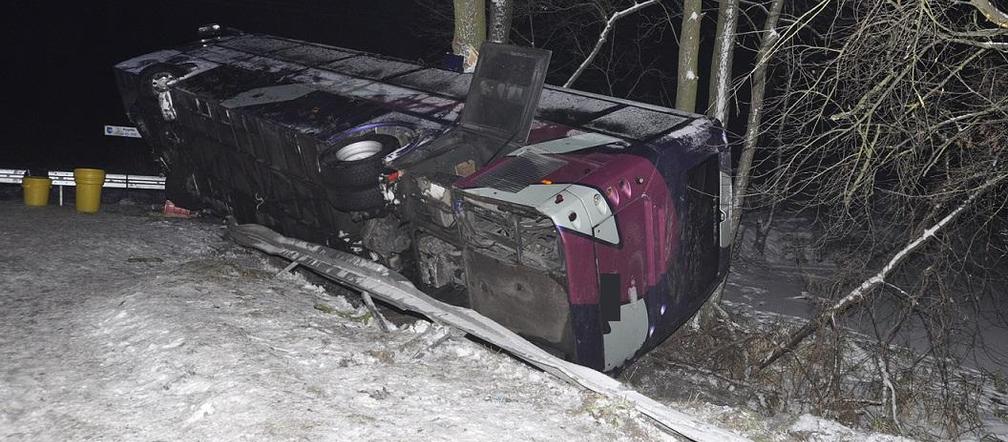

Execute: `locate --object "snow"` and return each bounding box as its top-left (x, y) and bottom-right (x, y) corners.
top-left (290, 68), bottom-right (434, 107)
top-left (173, 57), bottom-right (223, 80)
top-left (584, 106), bottom-right (688, 140)
top-left (9, 199), bottom-right (994, 440)
top-left (788, 414), bottom-right (912, 441)
top-left (231, 55), bottom-right (308, 74)
top-left (536, 89), bottom-right (620, 124)
top-left (115, 49), bottom-right (183, 73)
top-left (228, 224), bottom-right (742, 441)
top-left (184, 46), bottom-right (254, 65)
top-left (391, 68), bottom-right (473, 99)
top-left (0, 202), bottom-right (667, 441)
top-left (660, 118), bottom-right (712, 148)
top-left (272, 45), bottom-right (357, 67)
top-left (719, 214), bottom-right (1008, 439)
top-left (323, 55), bottom-right (419, 80)
top-left (219, 35), bottom-right (302, 54)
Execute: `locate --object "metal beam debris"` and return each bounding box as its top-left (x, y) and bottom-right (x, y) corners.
top-left (227, 223), bottom-right (747, 442)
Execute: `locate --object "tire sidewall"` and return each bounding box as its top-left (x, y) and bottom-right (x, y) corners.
top-left (320, 133), bottom-right (399, 189)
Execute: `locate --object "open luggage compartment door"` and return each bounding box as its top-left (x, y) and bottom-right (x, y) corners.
top-left (389, 43), bottom-right (550, 173)
top-left (459, 42), bottom-right (551, 144)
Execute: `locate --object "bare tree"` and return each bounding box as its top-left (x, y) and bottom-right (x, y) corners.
top-left (737, 0), bottom-right (1008, 434)
top-left (693, 0), bottom-right (739, 323)
top-left (759, 172), bottom-right (1008, 370)
top-left (728, 0), bottom-right (783, 238)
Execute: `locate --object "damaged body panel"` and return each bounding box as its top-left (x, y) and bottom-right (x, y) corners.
top-left (116, 31), bottom-right (731, 372)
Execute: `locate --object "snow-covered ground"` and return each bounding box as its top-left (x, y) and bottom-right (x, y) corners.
top-left (0, 199), bottom-right (943, 441)
top-left (0, 201), bottom-right (667, 441)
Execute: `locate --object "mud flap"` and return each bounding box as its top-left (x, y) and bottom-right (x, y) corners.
top-left (599, 273), bottom-right (648, 370)
top-left (602, 299), bottom-right (649, 372)
top-left (227, 223), bottom-right (745, 442)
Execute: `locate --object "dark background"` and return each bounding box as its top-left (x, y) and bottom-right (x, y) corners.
top-left (2, 1), bottom-right (744, 175)
top-left (2, 1), bottom-right (443, 174)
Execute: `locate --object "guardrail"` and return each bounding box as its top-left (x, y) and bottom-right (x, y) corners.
top-left (0, 168), bottom-right (166, 205)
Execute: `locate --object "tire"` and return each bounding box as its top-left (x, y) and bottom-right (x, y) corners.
top-left (319, 134), bottom-right (399, 189)
top-left (327, 184), bottom-right (387, 212)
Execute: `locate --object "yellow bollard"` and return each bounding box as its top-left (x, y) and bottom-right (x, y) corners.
top-left (73, 168), bottom-right (106, 213)
top-left (22, 177), bottom-right (52, 207)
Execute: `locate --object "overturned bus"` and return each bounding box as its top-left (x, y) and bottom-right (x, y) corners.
top-left (115, 29), bottom-right (732, 372)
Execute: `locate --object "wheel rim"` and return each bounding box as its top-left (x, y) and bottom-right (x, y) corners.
top-left (334, 140), bottom-right (383, 162)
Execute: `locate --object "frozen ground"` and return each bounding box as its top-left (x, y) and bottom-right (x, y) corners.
top-left (0, 199), bottom-right (935, 441)
top-left (0, 201), bottom-right (666, 441)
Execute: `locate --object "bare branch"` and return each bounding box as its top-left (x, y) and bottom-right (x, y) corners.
top-left (562, 0), bottom-right (661, 88)
top-left (969, 0), bottom-right (1008, 28)
top-left (758, 172), bottom-right (1008, 371)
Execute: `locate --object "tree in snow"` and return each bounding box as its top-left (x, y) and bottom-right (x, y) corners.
top-left (738, 0), bottom-right (1008, 434)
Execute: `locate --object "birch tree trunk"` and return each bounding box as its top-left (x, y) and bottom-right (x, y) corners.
top-left (695, 0), bottom-right (739, 322)
top-left (675, 0), bottom-right (702, 112)
top-left (706, 0), bottom-right (738, 124)
top-left (453, 0), bottom-right (486, 73)
top-left (728, 0), bottom-right (783, 238)
top-left (488, 0), bottom-right (514, 44)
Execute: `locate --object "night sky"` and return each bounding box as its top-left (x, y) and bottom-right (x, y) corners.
top-left (3, 1), bottom-right (744, 174)
top-left (3, 1), bottom-right (442, 174)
